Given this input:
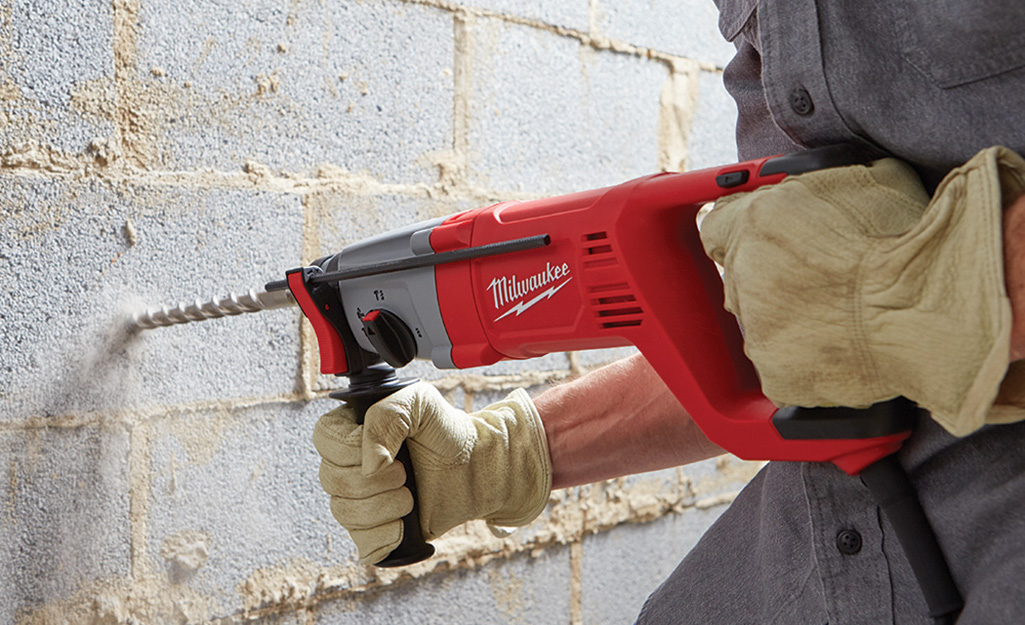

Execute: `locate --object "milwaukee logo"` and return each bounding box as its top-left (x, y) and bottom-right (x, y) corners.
top-left (487, 262), bottom-right (572, 322)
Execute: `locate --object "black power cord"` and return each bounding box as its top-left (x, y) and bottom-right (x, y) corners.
top-left (860, 454), bottom-right (963, 624)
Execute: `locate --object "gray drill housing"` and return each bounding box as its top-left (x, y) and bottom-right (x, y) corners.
top-left (321, 216), bottom-right (458, 369)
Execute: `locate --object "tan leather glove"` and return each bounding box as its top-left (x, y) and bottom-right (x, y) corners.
top-left (700, 147), bottom-right (1025, 436)
top-left (312, 382), bottom-right (552, 565)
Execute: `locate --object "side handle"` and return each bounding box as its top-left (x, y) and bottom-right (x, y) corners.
top-left (331, 376), bottom-right (436, 568)
top-left (289, 266), bottom-right (435, 567)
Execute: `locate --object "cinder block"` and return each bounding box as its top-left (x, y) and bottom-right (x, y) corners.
top-left (0, 174), bottom-right (303, 421)
top-left (467, 18), bottom-right (667, 195)
top-left (133, 0), bottom-right (454, 182)
top-left (580, 504), bottom-right (728, 624)
top-left (454, 0), bottom-right (589, 31)
top-left (0, 425), bottom-right (131, 624)
top-left (576, 459), bottom-right (759, 625)
top-left (593, 0), bottom-right (736, 67)
top-left (145, 395), bottom-right (573, 623)
top-left (304, 548), bottom-right (574, 625)
top-left (688, 70), bottom-right (740, 170)
top-left (306, 191), bottom-right (463, 256)
top-left (144, 398), bottom-right (346, 616)
top-left (0, 4), bottom-right (752, 625)
top-left (0, 0), bottom-right (115, 156)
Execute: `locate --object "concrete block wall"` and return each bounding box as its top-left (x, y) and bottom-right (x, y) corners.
top-left (0, 1), bottom-right (758, 623)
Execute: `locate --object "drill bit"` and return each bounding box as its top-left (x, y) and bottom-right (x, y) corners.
top-left (130, 288), bottom-right (296, 330)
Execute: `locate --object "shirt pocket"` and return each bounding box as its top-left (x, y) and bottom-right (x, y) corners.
top-left (896, 0), bottom-right (1025, 88)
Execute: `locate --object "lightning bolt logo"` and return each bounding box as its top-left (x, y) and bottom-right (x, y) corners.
top-left (494, 278), bottom-right (573, 322)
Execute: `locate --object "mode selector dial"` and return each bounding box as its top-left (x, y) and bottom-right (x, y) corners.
top-left (362, 309), bottom-right (418, 368)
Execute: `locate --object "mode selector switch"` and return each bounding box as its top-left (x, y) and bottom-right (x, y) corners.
top-left (362, 309), bottom-right (418, 368)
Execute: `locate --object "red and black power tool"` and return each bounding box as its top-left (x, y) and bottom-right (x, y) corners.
top-left (133, 146), bottom-right (962, 623)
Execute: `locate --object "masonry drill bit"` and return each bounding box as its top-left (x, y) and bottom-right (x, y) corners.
top-left (130, 288), bottom-right (296, 331)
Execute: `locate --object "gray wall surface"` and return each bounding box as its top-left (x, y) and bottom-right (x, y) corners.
top-left (0, 1), bottom-right (758, 623)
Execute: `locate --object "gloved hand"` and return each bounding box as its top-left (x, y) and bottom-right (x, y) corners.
top-left (700, 147), bottom-right (1025, 436)
top-left (312, 382), bottom-right (552, 565)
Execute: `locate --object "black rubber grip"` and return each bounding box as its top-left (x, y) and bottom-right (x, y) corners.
top-left (759, 144), bottom-right (870, 177)
top-left (382, 441), bottom-right (436, 566)
top-left (335, 381), bottom-right (435, 568)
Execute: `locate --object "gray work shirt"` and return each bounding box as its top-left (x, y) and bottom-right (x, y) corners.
top-left (718, 0), bottom-right (1025, 189)
top-left (638, 1), bottom-right (1025, 623)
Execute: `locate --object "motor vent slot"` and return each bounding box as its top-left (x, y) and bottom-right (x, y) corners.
top-left (583, 232), bottom-right (613, 258)
top-left (583, 232), bottom-right (615, 270)
top-left (588, 283), bottom-right (643, 329)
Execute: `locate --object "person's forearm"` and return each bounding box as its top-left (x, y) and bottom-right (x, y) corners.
top-left (534, 353), bottom-right (724, 489)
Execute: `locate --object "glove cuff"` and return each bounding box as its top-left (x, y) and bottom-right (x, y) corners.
top-left (485, 389), bottom-right (553, 527)
top-left (875, 147), bottom-right (1024, 435)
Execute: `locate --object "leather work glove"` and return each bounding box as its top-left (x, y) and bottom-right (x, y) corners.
top-left (700, 146), bottom-right (1025, 436)
top-left (312, 382), bottom-right (552, 565)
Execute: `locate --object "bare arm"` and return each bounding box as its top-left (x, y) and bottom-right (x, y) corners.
top-left (534, 353), bottom-right (725, 489)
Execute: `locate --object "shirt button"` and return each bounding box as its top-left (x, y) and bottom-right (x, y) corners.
top-left (836, 529), bottom-right (863, 555)
top-left (789, 87), bottom-right (814, 116)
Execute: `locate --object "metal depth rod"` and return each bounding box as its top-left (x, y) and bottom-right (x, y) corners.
top-left (307, 234), bottom-right (551, 286)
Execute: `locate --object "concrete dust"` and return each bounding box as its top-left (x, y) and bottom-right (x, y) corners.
top-left (161, 405), bottom-right (236, 466)
top-left (1, 142), bottom-right (82, 174)
top-left (122, 217), bottom-right (137, 246)
top-left (34, 299), bottom-right (146, 421)
top-left (0, 287), bottom-right (154, 426)
top-left (65, 297), bottom-right (149, 411)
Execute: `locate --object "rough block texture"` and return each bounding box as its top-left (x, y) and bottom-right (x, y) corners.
top-left (0, 0), bottom-right (116, 157)
top-left (144, 399), bottom-right (342, 616)
top-left (0, 175), bottom-right (303, 422)
top-left (0, 425), bottom-right (131, 624)
top-left (467, 17), bottom-right (667, 195)
top-left (0, 0), bottom-right (748, 623)
top-left (455, 0), bottom-right (588, 31)
top-left (305, 549), bottom-right (573, 625)
top-left (133, 0), bottom-right (454, 182)
top-left (594, 0), bottom-right (736, 67)
top-left (580, 504), bottom-right (728, 623)
top-left (690, 70), bottom-right (741, 169)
